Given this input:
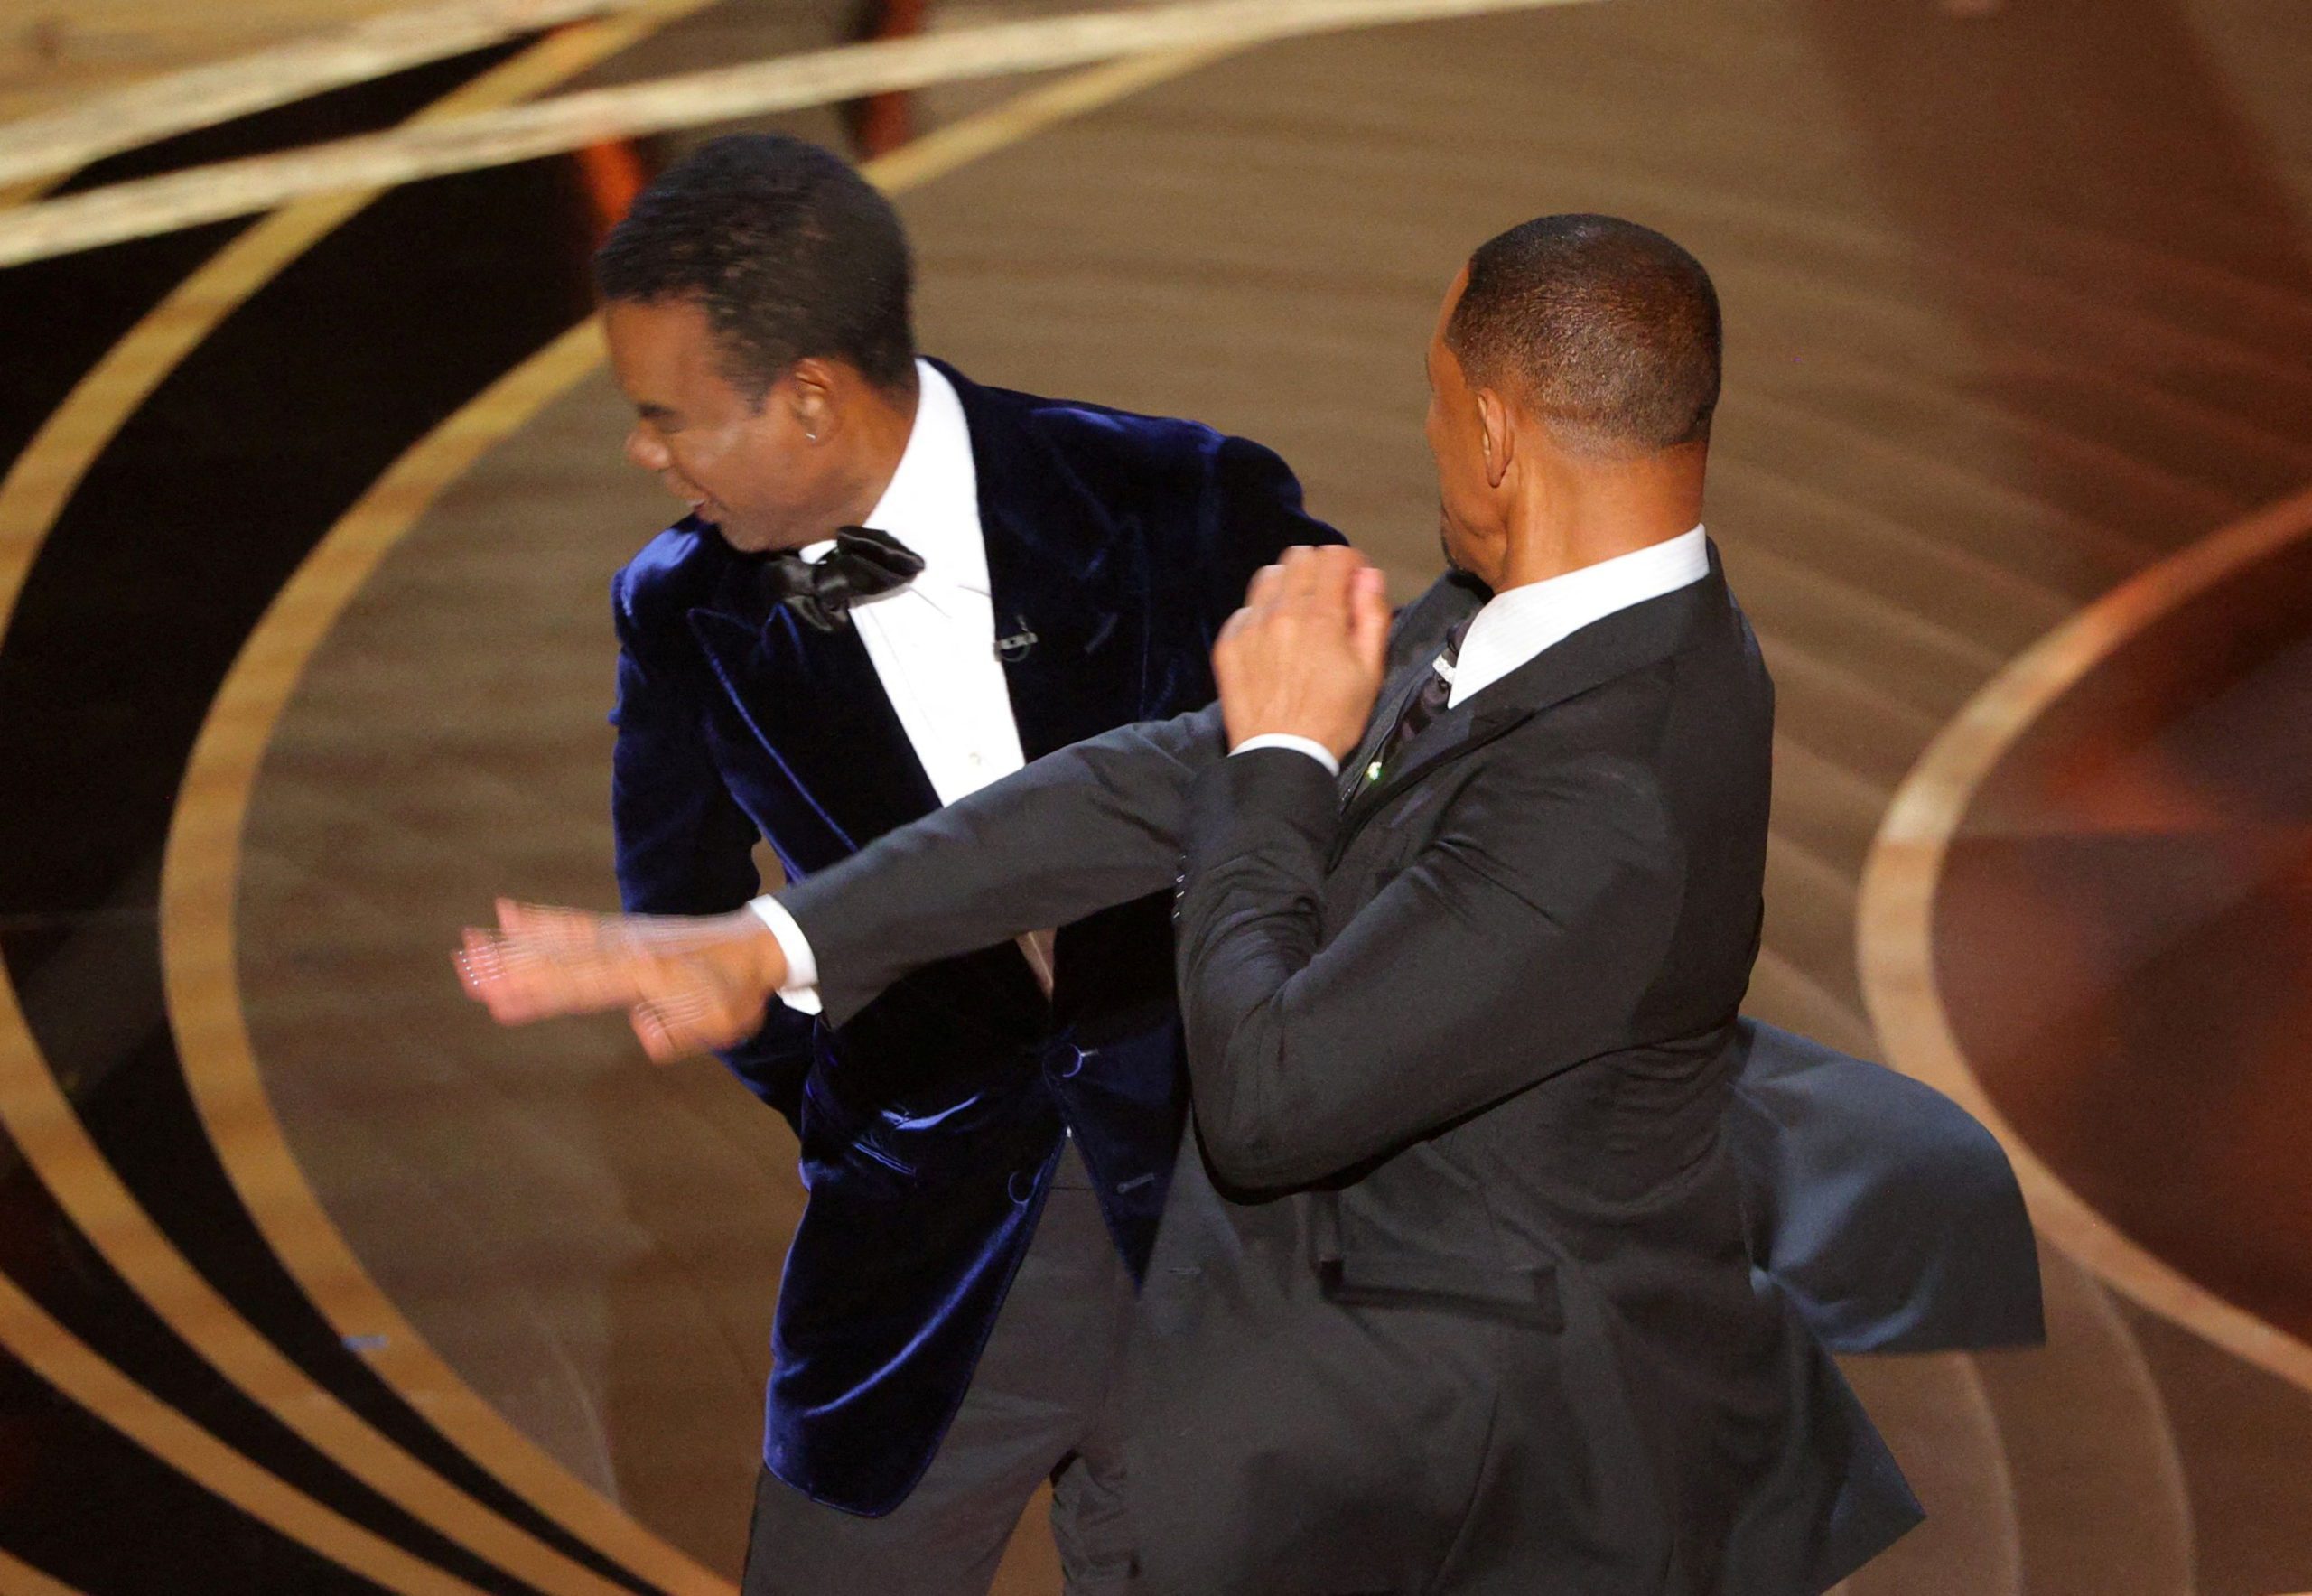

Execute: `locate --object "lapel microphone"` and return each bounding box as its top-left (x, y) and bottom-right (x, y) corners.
top-left (995, 616), bottom-right (1038, 663)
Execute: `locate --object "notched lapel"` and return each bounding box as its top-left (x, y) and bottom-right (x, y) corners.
top-left (1338, 575), bottom-right (1489, 807)
top-left (1336, 666), bottom-right (1429, 807)
top-left (947, 364), bottom-right (1153, 760)
top-left (1337, 696), bottom-right (1519, 853)
top-left (1339, 564), bottom-right (1727, 841)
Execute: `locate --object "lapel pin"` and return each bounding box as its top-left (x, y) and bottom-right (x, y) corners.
top-left (996, 621), bottom-right (1038, 662)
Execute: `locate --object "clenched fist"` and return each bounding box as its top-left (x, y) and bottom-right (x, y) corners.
top-left (1214, 545), bottom-right (1392, 761)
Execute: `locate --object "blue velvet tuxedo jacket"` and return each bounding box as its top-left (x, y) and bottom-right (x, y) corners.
top-left (606, 361), bottom-right (1340, 1515)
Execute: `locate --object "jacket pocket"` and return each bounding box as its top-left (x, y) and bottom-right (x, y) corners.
top-left (797, 1070), bottom-right (921, 1196)
top-left (1310, 1191), bottom-right (1563, 1331)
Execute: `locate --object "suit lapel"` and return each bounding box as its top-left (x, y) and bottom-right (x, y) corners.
top-left (1337, 665), bottom-right (1429, 807)
top-left (687, 565), bottom-right (944, 874)
top-left (1335, 573), bottom-right (1487, 807)
top-left (945, 363), bottom-right (1153, 759)
top-left (680, 367), bottom-right (1172, 872)
top-left (1338, 555), bottom-right (1729, 845)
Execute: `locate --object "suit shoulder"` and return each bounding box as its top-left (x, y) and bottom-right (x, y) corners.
top-left (1011, 385), bottom-right (1233, 476)
top-left (612, 518), bottom-right (730, 643)
top-left (973, 374), bottom-right (1299, 501)
top-left (1520, 660), bottom-right (1686, 767)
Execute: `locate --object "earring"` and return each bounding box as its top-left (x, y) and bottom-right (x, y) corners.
top-left (805, 429), bottom-right (819, 443)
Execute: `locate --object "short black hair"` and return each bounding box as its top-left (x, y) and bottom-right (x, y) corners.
top-left (1447, 214), bottom-right (1721, 457)
top-left (594, 133), bottom-right (916, 397)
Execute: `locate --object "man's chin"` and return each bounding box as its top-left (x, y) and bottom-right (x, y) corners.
top-left (691, 507), bottom-right (814, 555)
top-left (699, 514), bottom-right (765, 552)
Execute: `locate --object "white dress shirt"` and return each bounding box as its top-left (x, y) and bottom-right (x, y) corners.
top-left (751, 360), bottom-right (1050, 1013)
top-left (1444, 526), bottom-right (1710, 707)
top-left (1230, 527), bottom-right (1712, 779)
top-left (761, 516), bottom-right (1712, 998)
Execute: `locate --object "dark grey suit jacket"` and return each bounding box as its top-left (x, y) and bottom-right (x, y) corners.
top-left (783, 552), bottom-right (2016, 1591)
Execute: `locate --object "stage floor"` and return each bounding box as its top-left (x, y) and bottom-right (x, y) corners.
top-left (2, 0), bottom-right (2310, 1591)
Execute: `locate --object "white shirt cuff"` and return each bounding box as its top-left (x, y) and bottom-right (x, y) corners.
top-left (748, 895), bottom-right (824, 1016)
top-left (1229, 733), bottom-right (1341, 778)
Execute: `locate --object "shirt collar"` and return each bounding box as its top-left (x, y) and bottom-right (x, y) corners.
top-left (1446, 526), bottom-right (1711, 708)
top-left (802, 359), bottom-right (988, 603)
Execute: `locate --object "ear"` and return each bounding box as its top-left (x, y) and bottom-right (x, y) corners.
top-left (786, 358), bottom-right (838, 440)
top-left (1475, 387), bottom-right (1515, 490)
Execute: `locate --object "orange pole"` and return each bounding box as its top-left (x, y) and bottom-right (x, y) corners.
top-left (854, 0), bottom-right (929, 157)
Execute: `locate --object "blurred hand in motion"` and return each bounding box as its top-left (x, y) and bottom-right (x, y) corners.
top-left (1214, 544), bottom-right (1393, 761)
top-left (456, 898), bottom-right (788, 1063)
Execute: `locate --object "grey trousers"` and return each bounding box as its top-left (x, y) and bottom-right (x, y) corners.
top-left (741, 1142), bottom-right (1138, 1596)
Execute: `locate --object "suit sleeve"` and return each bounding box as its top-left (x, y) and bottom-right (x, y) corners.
top-left (776, 433), bottom-right (1343, 1024)
top-left (1174, 745), bottom-right (1686, 1191)
top-left (610, 583), bottom-right (816, 1120)
top-left (779, 704), bottom-right (1230, 1026)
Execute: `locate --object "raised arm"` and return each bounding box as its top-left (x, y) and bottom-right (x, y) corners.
top-left (772, 429), bottom-right (1345, 1024)
top-left (1176, 744), bottom-right (1685, 1191)
top-left (461, 546), bottom-right (1398, 1062)
top-left (778, 703), bottom-right (1226, 1025)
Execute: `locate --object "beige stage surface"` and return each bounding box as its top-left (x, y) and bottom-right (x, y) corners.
top-left (179, 0), bottom-right (2312, 1589)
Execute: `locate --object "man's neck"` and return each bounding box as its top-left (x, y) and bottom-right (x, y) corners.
top-left (1496, 511), bottom-right (1701, 592)
top-left (1494, 450), bottom-right (1704, 591)
top-left (834, 370), bottom-right (924, 528)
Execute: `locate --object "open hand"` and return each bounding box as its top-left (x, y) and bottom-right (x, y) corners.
top-left (1214, 545), bottom-right (1392, 760)
top-left (456, 899), bottom-right (788, 1063)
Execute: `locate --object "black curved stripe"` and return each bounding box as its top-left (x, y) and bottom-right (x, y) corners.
top-left (0, 1339), bottom-right (384, 1595)
top-left (0, 44), bottom-right (667, 1596)
top-left (0, 1112), bottom-right (525, 1593)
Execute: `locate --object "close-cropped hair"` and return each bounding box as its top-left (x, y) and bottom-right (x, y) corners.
top-left (1448, 214), bottom-right (1722, 458)
top-left (594, 132), bottom-right (917, 398)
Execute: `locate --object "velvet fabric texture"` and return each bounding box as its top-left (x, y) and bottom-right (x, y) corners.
top-left (606, 362), bottom-right (1341, 1516)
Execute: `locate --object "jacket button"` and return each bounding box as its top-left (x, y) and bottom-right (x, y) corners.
top-left (1055, 1046), bottom-right (1092, 1079)
top-left (1007, 1169), bottom-right (1037, 1205)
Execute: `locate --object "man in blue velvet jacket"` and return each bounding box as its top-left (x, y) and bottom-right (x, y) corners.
top-left (589, 135), bottom-right (1338, 1591)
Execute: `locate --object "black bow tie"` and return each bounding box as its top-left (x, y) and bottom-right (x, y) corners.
top-left (760, 526), bottom-right (924, 632)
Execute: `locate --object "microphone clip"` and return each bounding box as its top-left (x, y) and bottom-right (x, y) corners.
top-left (995, 620), bottom-right (1038, 663)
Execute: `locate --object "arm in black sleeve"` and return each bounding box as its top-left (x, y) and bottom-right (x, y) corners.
top-left (778, 704), bottom-right (1230, 1026)
top-left (779, 434), bottom-right (1364, 1026)
top-left (609, 594), bottom-right (816, 1118)
top-left (1174, 744), bottom-right (1686, 1191)
top-left (776, 434), bottom-right (1342, 1023)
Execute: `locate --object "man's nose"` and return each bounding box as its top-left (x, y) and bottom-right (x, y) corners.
top-left (625, 425), bottom-right (670, 472)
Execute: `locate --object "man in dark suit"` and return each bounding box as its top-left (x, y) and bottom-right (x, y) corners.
top-left (584, 134), bottom-right (1339, 1592)
top-left (759, 217), bottom-right (1929, 1592)
top-left (472, 215), bottom-right (2037, 1588)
